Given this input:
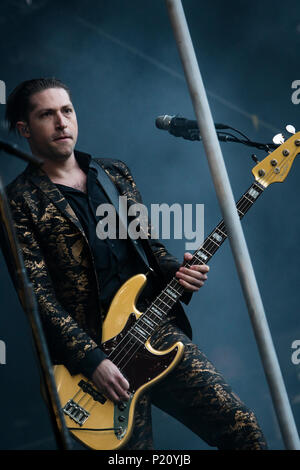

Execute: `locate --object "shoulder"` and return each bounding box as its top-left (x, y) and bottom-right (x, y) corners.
top-left (75, 149), bottom-right (134, 179)
top-left (90, 156), bottom-right (141, 199)
top-left (91, 157), bottom-right (138, 187)
top-left (93, 157), bottom-right (132, 176)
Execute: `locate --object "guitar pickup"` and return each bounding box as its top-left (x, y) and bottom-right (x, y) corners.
top-left (63, 399), bottom-right (90, 426)
top-left (78, 379), bottom-right (106, 404)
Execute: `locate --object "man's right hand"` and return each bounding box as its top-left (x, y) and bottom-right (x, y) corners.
top-left (92, 359), bottom-right (130, 403)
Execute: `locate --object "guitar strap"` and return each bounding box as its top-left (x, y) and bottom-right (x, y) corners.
top-left (89, 158), bottom-right (150, 270)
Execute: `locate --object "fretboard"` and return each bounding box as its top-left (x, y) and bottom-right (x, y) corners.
top-left (130, 180), bottom-right (265, 343)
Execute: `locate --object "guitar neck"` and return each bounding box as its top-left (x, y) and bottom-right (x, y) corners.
top-left (134, 180), bottom-right (265, 339)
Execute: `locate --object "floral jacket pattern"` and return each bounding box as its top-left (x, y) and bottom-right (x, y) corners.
top-left (5, 150), bottom-right (192, 375)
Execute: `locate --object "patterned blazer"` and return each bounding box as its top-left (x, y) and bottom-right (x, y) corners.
top-left (5, 150), bottom-right (192, 375)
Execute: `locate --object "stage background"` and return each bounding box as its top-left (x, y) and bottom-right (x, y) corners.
top-left (0, 0), bottom-right (299, 450)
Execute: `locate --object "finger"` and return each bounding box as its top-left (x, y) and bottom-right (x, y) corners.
top-left (178, 267), bottom-right (208, 281)
top-left (116, 376), bottom-right (130, 397)
top-left (108, 362), bottom-right (129, 388)
top-left (176, 271), bottom-right (205, 287)
top-left (117, 374), bottom-right (130, 391)
top-left (115, 373), bottom-right (130, 400)
top-left (100, 375), bottom-right (129, 403)
top-left (190, 264), bottom-right (210, 273)
top-left (183, 252), bottom-right (193, 261)
top-left (112, 382), bottom-right (130, 402)
top-left (94, 376), bottom-right (120, 403)
top-left (105, 386), bottom-right (122, 404)
top-left (181, 253), bottom-right (193, 266)
top-left (197, 264), bottom-right (209, 273)
top-left (177, 278), bottom-right (202, 291)
top-left (92, 361), bottom-right (129, 403)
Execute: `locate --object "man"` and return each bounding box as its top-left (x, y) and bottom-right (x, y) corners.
top-left (5, 78), bottom-right (267, 450)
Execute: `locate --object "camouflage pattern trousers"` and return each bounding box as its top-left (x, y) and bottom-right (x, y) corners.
top-left (124, 321), bottom-right (268, 450)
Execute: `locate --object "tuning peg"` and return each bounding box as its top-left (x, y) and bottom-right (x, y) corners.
top-left (272, 133), bottom-right (285, 145)
top-left (286, 124), bottom-right (296, 134)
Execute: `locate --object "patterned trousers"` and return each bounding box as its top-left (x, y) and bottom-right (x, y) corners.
top-left (123, 321), bottom-right (268, 450)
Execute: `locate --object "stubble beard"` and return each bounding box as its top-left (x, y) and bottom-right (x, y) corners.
top-left (32, 139), bottom-right (75, 163)
top-left (47, 147), bottom-right (73, 162)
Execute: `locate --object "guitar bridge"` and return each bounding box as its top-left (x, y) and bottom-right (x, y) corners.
top-left (63, 399), bottom-right (90, 426)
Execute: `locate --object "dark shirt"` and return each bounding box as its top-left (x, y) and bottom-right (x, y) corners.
top-left (55, 153), bottom-right (157, 378)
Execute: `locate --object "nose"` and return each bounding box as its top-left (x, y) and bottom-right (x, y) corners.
top-left (55, 111), bottom-right (67, 129)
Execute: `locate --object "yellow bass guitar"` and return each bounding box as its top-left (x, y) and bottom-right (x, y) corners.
top-left (54, 130), bottom-right (300, 450)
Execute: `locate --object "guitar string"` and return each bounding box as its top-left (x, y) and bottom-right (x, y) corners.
top-left (111, 217), bottom-right (250, 370)
top-left (109, 182), bottom-right (268, 373)
top-left (111, 152), bottom-right (294, 367)
top-left (106, 262), bottom-right (200, 364)
top-left (108, 147), bottom-right (292, 372)
top-left (107, 182), bottom-right (267, 372)
top-left (94, 175), bottom-right (271, 375)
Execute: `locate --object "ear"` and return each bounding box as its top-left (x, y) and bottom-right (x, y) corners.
top-left (16, 121), bottom-right (30, 139)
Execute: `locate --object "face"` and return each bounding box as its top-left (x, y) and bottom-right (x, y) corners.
top-left (17, 87), bottom-right (78, 162)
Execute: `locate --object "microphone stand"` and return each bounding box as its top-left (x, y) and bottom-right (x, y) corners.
top-left (0, 143), bottom-right (72, 450)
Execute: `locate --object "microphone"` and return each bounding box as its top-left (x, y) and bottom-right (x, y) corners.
top-left (155, 115), bottom-right (229, 132)
top-left (155, 115), bottom-right (278, 151)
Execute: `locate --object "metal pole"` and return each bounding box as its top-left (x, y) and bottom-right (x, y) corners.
top-left (164, 0), bottom-right (300, 450)
top-left (0, 172), bottom-right (72, 450)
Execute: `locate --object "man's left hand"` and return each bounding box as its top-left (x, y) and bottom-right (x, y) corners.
top-left (175, 252), bottom-right (209, 292)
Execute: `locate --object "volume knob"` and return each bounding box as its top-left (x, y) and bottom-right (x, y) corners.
top-left (118, 402), bottom-right (127, 411)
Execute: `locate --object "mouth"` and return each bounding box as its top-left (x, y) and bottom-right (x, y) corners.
top-left (53, 135), bottom-right (72, 141)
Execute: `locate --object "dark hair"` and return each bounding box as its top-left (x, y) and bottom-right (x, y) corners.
top-left (5, 77), bottom-right (71, 133)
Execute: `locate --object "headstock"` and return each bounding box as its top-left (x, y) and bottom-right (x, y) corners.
top-left (252, 127), bottom-right (300, 187)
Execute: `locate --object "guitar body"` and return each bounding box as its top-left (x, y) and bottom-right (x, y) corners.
top-left (53, 273), bottom-right (184, 450)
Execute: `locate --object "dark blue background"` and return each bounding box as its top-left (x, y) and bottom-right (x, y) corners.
top-left (0, 0), bottom-right (299, 450)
